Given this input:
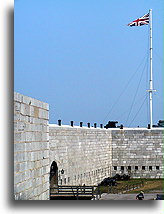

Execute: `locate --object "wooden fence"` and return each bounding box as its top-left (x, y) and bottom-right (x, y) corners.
top-left (50, 185), bottom-right (101, 199)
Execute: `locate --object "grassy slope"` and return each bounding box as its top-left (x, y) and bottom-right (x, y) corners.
top-left (126, 179), bottom-right (164, 193)
top-left (98, 179), bottom-right (164, 194)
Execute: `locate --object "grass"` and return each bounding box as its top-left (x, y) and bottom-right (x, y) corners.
top-left (98, 178), bottom-right (164, 194)
top-left (127, 178), bottom-right (164, 194)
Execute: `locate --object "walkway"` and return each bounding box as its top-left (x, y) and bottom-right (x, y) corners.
top-left (99, 193), bottom-right (158, 200)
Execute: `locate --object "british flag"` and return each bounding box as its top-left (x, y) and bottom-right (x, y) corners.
top-left (128, 13), bottom-right (149, 27)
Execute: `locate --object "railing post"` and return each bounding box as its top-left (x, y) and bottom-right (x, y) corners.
top-left (92, 186), bottom-right (94, 198)
top-left (83, 185), bottom-right (85, 193)
top-left (76, 187), bottom-right (79, 200)
top-left (98, 186), bottom-right (101, 198)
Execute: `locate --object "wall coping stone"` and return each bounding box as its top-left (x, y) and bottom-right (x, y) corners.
top-left (49, 124), bottom-right (164, 131)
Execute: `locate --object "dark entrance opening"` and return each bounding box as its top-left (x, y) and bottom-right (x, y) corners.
top-left (50, 161), bottom-right (58, 188)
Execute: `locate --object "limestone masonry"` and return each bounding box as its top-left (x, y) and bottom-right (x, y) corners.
top-left (49, 125), bottom-right (112, 186)
top-left (14, 92), bottom-right (164, 200)
top-left (14, 92), bottom-right (49, 200)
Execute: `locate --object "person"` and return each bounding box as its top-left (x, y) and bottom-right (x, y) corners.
top-left (136, 191), bottom-right (144, 200)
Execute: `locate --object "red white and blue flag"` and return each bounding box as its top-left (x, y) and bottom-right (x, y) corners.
top-left (128, 13), bottom-right (149, 27)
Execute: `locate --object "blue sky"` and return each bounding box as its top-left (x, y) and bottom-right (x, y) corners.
top-left (14, 0), bottom-right (163, 127)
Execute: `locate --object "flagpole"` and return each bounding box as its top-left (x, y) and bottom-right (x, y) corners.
top-left (149, 9), bottom-right (153, 129)
top-left (128, 11), bottom-right (155, 128)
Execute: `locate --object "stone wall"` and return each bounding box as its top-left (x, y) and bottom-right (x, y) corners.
top-left (49, 126), bottom-right (164, 186)
top-left (111, 128), bottom-right (164, 178)
top-left (49, 125), bottom-right (112, 186)
top-left (14, 92), bottom-right (49, 200)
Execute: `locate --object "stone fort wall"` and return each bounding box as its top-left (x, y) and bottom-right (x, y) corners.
top-left (49, 125), bottom-right (112, 186)
top-left (111, 129), bottom-right (163, 178)
top-left (49, 127), bottom-right (163, 187)
top-left (14, 92), bottom-right (164, 200)
top-left (14, 92), bottom-right (49, 200)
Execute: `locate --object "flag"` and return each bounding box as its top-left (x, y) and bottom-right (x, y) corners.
top-left (127, 13), bottom-right (149, 27)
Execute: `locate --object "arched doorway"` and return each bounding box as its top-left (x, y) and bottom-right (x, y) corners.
top-left (50, 161), bottom-right (58, 188)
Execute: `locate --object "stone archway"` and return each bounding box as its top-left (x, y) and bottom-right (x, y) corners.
top-left (50, 161), bottom-right (58, 188)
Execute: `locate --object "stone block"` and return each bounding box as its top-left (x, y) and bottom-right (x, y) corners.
top-left (25, 132), bottom-right (35, 142)
top-left (22, 95), bottom-right (31, 105)
top-left (25, 170), bottom-right (31, 180)
top-left (32, 98), bottom-right (43, 108)
top-left (14, 172), bottom-right (24, 185)
top-left (14, 92), bottom-right (23, 102)
top-left (29, 106), bottom-right (35, 117)
top-left (20, 103), bottom-right (30, 116)
top-left (33, 187), bottom-right (38, 197)
top-left (25, 142), bottom-right (31, 151)
top-left (41, 142), bottom-right (49, 150)
top-left (25, 180), bottom-right (33, 190)
top-left (31, 152), bottom-right (38, 161)
top-left (33, 106), bottom-right (39, 118)
top-left (14, 121), bottom-right (26, 132)
top-left (15, 181), bottom-right (25, 193)
top-left (14, 163), bottom-right (20, 173)
top-left (14, 113), bottom-right (21, 121)
top-left (39, 109), bottom-right (47, 119)
top-left (14, 152), bottom-right (26, 162)
top-left (42, 102), bottom-right (49, 110)
top-left (43, 150), bottom-right (49, 159)
top-left (42, 158), bottom-right (49, 166)
top-left (38, 194), bottom-right (43, 200)
top-left (14, 102), bottom-right (21, 112)
top-left (14, 143), bottom-right (25, 152)
top-left (14, 132), bottom-right (26, 142)
top-left (42, 182), bottom-right (49, 192)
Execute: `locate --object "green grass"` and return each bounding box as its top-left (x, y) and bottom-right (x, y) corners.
top-left (127, 178), bottom-right (164, 194)
top-left (97, 178), bottom-right (164, 194)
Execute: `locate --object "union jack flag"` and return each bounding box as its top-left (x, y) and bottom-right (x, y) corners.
top-left (128, 13), bottom-right (149, 27)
